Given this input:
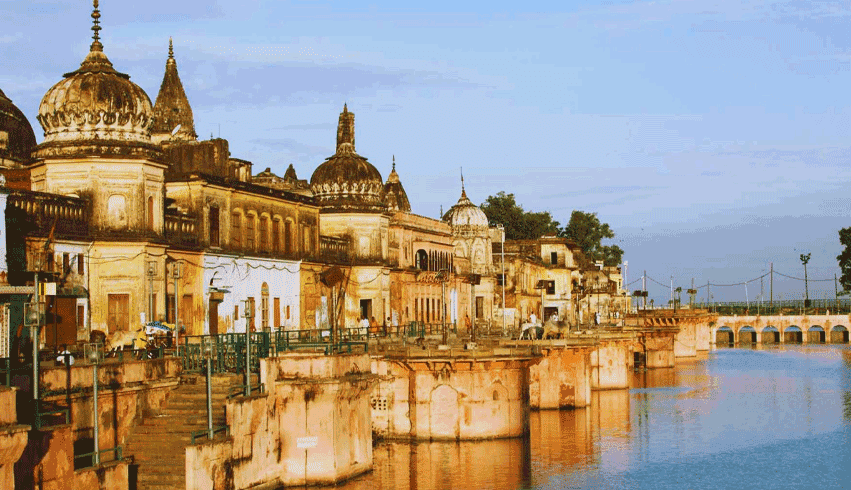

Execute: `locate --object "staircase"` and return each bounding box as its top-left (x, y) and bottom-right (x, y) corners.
top-left (125, 373), bottom-right (254, 490)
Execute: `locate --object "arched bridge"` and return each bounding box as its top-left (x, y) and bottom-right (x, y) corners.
top-left (712, 315), bottom-right (850, 345)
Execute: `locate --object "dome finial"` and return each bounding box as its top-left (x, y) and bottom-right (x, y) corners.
top-left (336, 104), bottom-right (356, 153)
top-left (461, 167), bottom-right (467, 198)
top-left (169, 37), bottom-right (174, 59)
top-left (90, 0), bottom-right (103, 52)
top-left (392, 155), bottom-right (396, 172)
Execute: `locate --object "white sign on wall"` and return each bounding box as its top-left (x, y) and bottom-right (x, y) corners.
top-left (296, 436), bottom-right (318, 449)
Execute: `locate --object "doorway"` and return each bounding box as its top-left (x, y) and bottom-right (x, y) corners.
top-left (360, 299), bottom-right (372, 322)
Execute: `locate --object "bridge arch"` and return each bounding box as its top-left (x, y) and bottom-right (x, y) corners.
top-left (782, 325), bottom-right (803, 344)
top-left (738, 326), bottom-right (757, 345)
top-left (831, 325), bottom-right (849, 344)
top-left (761, 326), bottom-right (779, 344)
top-left (716, 326), bottom-right (734, 345)
top-left (807, 325), bottom-right (826, 344)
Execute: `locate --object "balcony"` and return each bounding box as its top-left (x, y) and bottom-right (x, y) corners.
top-left (6, 189), bottom-right (89, 240)
top-left (164, 211), bottom-right (199, 247)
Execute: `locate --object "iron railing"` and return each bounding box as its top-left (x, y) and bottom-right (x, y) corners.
top-left (74, 446), bottom-right (122, 469)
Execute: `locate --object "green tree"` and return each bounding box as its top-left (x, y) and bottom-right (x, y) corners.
top-left (480, 192), bottom-right (560, 240)
top-left (560, 210), bottom-right (624, 267)
top-left (837, 228), bottom-right (851, 294)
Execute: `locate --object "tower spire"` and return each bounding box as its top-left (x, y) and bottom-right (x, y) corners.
top-left (392, 155), bottom-right (396, 172)
top-left (460, 167), bottom-right (467, 198)
top-left (168, 37), bottom-right (174, 59)
top-left (90, 0), bottom-right (103, 52)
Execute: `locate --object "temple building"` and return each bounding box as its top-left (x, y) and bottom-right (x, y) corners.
top-left (0, 2), bottom-right (627, 353)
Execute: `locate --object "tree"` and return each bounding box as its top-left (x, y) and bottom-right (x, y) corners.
top-left (480, 192), bottom-right (560, 240)
top-left (837, 228), bottom-right (851, 294)
top-left (560, 210), bottom-right (624, 267)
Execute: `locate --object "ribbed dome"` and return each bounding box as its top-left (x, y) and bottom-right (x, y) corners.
top-left (443, 186), bottom-right (489, 228)
top-left (0, 88), bottom-right (37, 165)
top-left (151, 38), bottom-right (196, 143)
top-left (382, 156), bottom-right (411, 212)
top-left (310, 105), bottom-right (386, 212)
top-left (36, 3), bottom-right (153, 145)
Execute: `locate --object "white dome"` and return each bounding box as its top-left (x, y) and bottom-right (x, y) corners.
top-left (444, 189), bottom-right (489, 228)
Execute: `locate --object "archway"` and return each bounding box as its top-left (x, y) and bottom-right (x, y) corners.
top-left (831, 325), bottom-right (849, 344)
top-left (738, 326), bottom-right (756, 345)
top-left (429, 384), bottom-right (459, 440)
top-left (716, 326), bottom-right (734, 345)
top-left (761, 326), bottom-right (779, 344)
top-left (807, 325), bottom-right (825, 344)
top-left (783, 326), bottom-right (802, 344)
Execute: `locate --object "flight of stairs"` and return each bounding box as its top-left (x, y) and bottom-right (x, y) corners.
top-left (125, 373), bottom-right (253, 490)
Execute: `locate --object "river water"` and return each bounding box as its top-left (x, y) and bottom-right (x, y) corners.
top-left (339, 345), bottom-right (851, 489)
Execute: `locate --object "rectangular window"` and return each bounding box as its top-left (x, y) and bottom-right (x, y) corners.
top-left (475, 296), bottom-right (484, 319)
top-left (497, 273), bottom-right (504, 286)
top-left (247, 297), bottom-right (256, 332)
top-left (261, 295), bottom-right (269, 330)
top-left (77, 305), bottom-right (85, 330)
top-left (259, 216), bottom-right (268, 252)
top-left (233, 305), bottom-right (239, 321)
top-left (286, 305), bottom-right (290, 320)
top-left (62, 253), bottom-right (70, 275)
top-left (551, 252), bottom-right (558, 265)
top-left (284, 221), bottom-right (292, 254)
top-left (181, 295), bottom-right (192, 328)
top-left (209, 206), bottom-right (220, 247)
top-left (47, 253), bottom-right (55, 273)
top-left (231, 213), bottom-right (241, 249)
top-left (272, 220), bottom-right (280, 254)
top-left (274, 297), bottom-right (280, 327)
top-left (246, 216), bottom-right (255, 251)
top-left (107, 294), bottom-right (130, 333)
top-left (77, 253), bottom-right (84, 275)
top-left (546, 280), bottom-right (556, 295)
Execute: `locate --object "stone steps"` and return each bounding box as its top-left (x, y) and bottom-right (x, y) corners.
top-left (125, 373), bottom-right (245, 490)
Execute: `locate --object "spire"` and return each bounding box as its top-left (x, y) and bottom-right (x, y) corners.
top-left (392, 155), bottom-right (396, 172)
top-left (386, 155), bottom-right (401, 184)
top-left (152, 38), bottom-right (197, 141)
top-left (460, 167), bottom-right (467, 199)
top-left (90, 0), bottom-right (103, 52)
top-left (336, 104), bottom-right (356, 153)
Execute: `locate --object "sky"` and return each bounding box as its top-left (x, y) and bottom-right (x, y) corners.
top-left (2, 0), bottom-right (851, 305)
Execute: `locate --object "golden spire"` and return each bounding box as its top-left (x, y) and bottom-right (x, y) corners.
top-left (461, 167), bottom-right (466, 197)
top-left (169, 37), bottom-right (174, 59)
top-left (90, 0), bottom-right (103, 52)
top-left (392, 155), bottom-right (396, 172)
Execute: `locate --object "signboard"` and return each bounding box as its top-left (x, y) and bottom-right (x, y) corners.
top-left (296, 436), bottom-right (318, 449)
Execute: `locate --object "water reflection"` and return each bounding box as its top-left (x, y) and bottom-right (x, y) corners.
top-left (336, 346), bottom-right (851, 490)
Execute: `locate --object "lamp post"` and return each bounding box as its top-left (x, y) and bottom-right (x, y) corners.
top-left (85, 343), bottom-right (103, 465)
top-left (497, 224), bottom-right (505, 337)
top-left (202, 338), bottom-right (214, 439)
top-left (242, 299), bottom-right (253, 397)
top-left (172, 261), bottom-right (182, 346)
top-left (26, 303), bottom-right (41, 406)
top-left (800, 253), bottom-right (811, 308)
top-left (147, 261), bottom-right (157, 323)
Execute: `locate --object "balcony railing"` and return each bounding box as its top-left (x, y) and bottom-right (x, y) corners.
top-left (7, 189), bottom-right (89, 239)
top-left (164, 212), bottom-right (199, 247)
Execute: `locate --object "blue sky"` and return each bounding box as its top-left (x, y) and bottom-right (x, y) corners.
top-left (3, 0), bottom-right (851, 304)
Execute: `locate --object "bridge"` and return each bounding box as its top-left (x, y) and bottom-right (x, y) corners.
top-left (712, 315), bottom-right (850, 345)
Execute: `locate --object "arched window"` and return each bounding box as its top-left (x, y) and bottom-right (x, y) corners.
top-left (259, 216), bottom-right (269, 252)
top-left (261, 282), bottom-right (269, 330)
top-left (415, 250), bottom-right (428, 270)
top-left (245, 214), bottom-right (255, 251)
top-left (231, 212), bottom-right (242, 249)
top-left (147, 196), bottom-right (154, 230)
top-left (209, 206), bottom-right (220, 247)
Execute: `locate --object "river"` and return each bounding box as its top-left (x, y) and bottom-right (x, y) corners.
top-left (337, 345), bottom-right (851, 489)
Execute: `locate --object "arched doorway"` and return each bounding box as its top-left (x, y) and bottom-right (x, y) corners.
top-left (761, 326), bottom-right (780, 344)
top-left (807, 325), bottom-right (825, 344)
top-left (831, 325), bottom-right (849, 344)
top-left (738, 326), bottom-right (756, 345)
top-left (716, 326), bottom-right (734, 345)
top-left (430, 384), bottom-right (459, 440)
top-left (783, 326), bottom-right (803, 344)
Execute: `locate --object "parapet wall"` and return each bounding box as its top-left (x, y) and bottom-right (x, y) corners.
top-left (186, 353), bottom-right (376, 489)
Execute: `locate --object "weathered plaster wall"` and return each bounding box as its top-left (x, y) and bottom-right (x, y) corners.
top-left (0, 387), bottom-right (28, 490)
top-left (674, 321), bottom-right (697, 358)
top-left (528, 346), bottom-right (592, 409)
top-left (371, 357), bottom-right (529, 441)
top-left (186, 354), bottom-right (375, 490)
top-left (590, 341), bottom-right (631, 389)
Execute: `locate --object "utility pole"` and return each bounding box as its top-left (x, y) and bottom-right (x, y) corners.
top-left (670, 275), bottom-right (673, 307)
top-left (173, 261), bottom-right (181, 345)
top-left (770, 262), bottom-right (773, 310)
top-left (642, 271), bottom-right (647, 310)
top-left (835, 274), bottom-right (839, 310)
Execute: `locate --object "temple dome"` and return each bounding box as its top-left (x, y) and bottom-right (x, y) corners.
top-left (151, 38), bottom-right (196, 144)
top-left (443, 184), bottom-right (489, 229)
top-left (381, 156), bottom-right (411, 213)
top-left (310, 105), bottom-right (386, 212)
top-left (36, 3), bottom-right (153, 146)
top-left (0, 88), bottom-right (37, 165)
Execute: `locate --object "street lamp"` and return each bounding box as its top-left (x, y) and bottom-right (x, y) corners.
top-left (242, 299), bottom-right (253, 397)
top-left (800, 253), bottom-right (811, 308)
top-left (172, 261), bottom-right (182, 347)
top-left (147, 261), bottom-right (157, 323)
top-left (202, 338), bottom-right (214, 440)
top-left (496, 224), bottom-right (505, 337)
top-left (85, 343), bottom-right (103, 465)
top-left (25, 302), bottom-right (41, 405)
